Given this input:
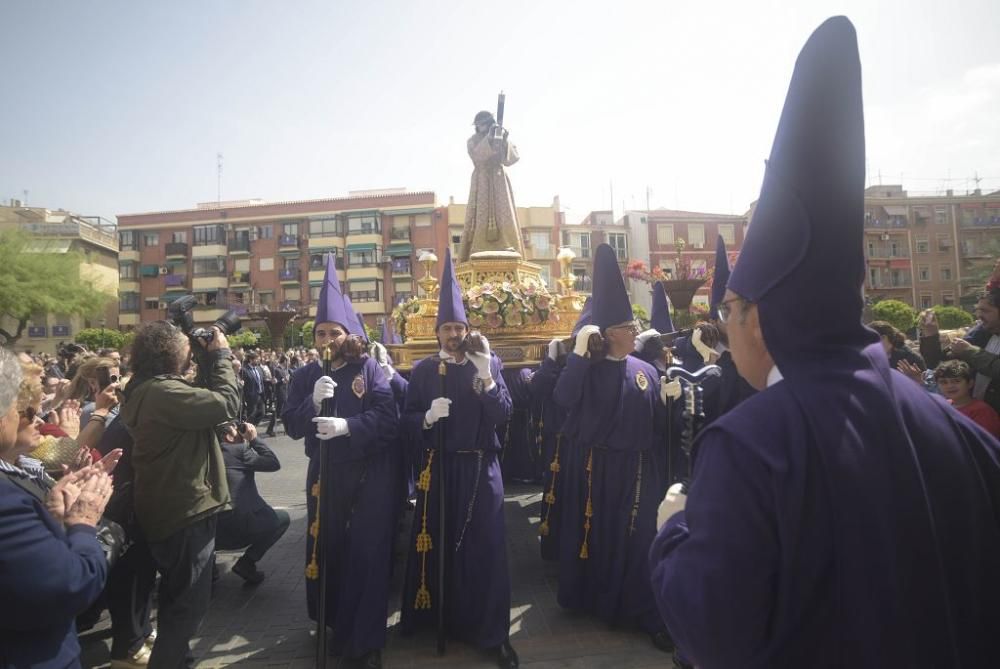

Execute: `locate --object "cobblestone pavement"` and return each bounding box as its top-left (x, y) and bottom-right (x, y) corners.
top-left (80, 429), bottom-right (670, 668)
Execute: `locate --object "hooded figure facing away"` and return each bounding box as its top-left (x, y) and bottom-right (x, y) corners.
top-left (650, 17), bottom-right (1000, 669)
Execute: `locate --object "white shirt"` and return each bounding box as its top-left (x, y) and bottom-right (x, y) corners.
top-left (766, 365), bottom-right (784, 388)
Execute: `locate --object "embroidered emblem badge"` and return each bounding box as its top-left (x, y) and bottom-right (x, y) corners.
top-left (352, 374), bottom-right (365, 399)
top-left (472, 376), bottom-right (486, 395)
top-left (635, 370), bottom-right (649, 391)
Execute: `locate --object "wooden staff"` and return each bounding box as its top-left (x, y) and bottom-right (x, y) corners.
top-left (436, 359), bottom-right (448, 655)
top-left (315, 344), bottom-right (336, 666)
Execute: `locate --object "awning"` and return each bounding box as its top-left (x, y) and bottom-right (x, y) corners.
top-left (24, 240), bottom-right (72, 254)
top-left (193, 287), bottom-right (221, 294)
top-left (387, 243), bottom-right (412, 256)
top-left (348, 279), bottom-right (378, 291)
top-left (883, 205), bottom-right (908, 217)
top-left (889, 258), bottom-right (911, 269)
top-left (159, 293), bottom-right (184, 303)
top-left (346, 243), bottom-right (377, 252)
top-left (387, 207), bottom-right (434, 216)
top-left (309, 280), bottom-right (324, 287)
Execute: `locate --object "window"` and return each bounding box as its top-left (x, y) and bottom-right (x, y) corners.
top-left (937, 235), bottom-right (952, 252)
top-left (918, 266), bottom-right (930, 282)
top-left (119, 230), bottom-right (136, 250)
top-left (142, 232), bottom-right (159, 248)
top-left (869, 268), bottom-right (879, 287)
top-left (941, 265), bottom-right (952, 281)
top-left (196, 289), bottom-right (226, 306)
top-left (579, 233), bottom-right (591, 257)
top-left (538, 266), bottom-right (551, 287)
top-left (414, 214), bottom-right (431, 227)
top-left (119, 263), bottom-right (136, 279)
top-left (257, 225), bottom-right (273, 240)
top-left (916, 238), bottom-right (929, 254)
top-left (935, 207), bottom-right (948, 225)
top-left (347, 214), bottom-right (379, 235)
top-left (171, 231), bottom-right (187, 243)
top-left (608, 233), bottom-right (628, 260)
top-left (309, 285), bottom-right (322, 301)
top-left (687, 224), bottom-right (705, 249)
top-left (193, 224), bottom-right (225, 246)
top-left (348, 249), bottom-right (377, 268)
top-left (233, 258), bottom-right (250, 272)
top-left (259, 291), bottom-right (274, 307)
top-left (391, 257), bottom-right (411, 274)
top-left (867, 241), bottom-right (876, 258)
top-left (659, 259), bottom-right (677, 277)
top-left (890, 270), bottom-right (907, 287)
top-left (920, 295), bottom-right (933, 309)
top-left (349, 280), bottom-right (380, 303)
top-left (691, 259), bottom-right (708, 276)
top-left (394, 279), bottom-right (413, 293)
top-left (451, 234), bottom-right (462, 256)
top-left (309, 217), bottom-right (343, 237)
top-left (144, 298), bottom-right (159, 310)
top-left (889, 240), bottom-right (901, 257)
top-left (529, 231), bottom-right (551, 253)
top-left (119, 293), bottom-right (140, 312)
top-left (657, 224), bottom-right (674, 246)
top-left (717, 224), bottom-right (735, 246)
top-left (282, 257), bottom-right (299, 271)
top-left (282, 222), bottom-right (299, 237)
top-left (391, 220), bottom-right (410, 240)
top-left (284, 287), bottom-right (302, 301)
top-left (192, 257), bottom-right (226, 276)
top-left (259, 257), bottom-right (275, 272)
top-left (942, 292), bottom-right (955, 306)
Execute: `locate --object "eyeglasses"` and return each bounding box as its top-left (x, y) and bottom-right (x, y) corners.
top-left (717, 297), bottom-right (747, 324)
top-left (607, 321), bottom-right (640, 335)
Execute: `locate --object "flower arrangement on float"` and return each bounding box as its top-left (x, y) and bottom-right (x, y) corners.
top-left (464, 281), bottom-right (555, 330)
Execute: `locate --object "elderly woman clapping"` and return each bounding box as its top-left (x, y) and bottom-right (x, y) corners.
top-left (0, 346), bottom-right (119, 668)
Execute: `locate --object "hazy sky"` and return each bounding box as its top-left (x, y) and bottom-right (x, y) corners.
top-left (2, 0), bottom-right (998, 224)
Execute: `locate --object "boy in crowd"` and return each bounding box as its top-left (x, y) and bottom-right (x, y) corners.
top-left (934, 359), bottom-right (1000, 438)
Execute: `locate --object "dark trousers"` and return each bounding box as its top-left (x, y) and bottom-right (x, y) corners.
top-left (147, 516), bottom-right (217, 669)
top-left (246, 395), bottom-right (264, 426)
top-left (216, 508), bottom-right (290, 562)
top-left (266, 384), bottom-right (286, 434)
top-left (107, 532), bottom-right (158, 659)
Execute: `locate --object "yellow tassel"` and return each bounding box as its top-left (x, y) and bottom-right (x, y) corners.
top-left (539, 519), bottom-right (550, 537)
top-left (416, 530), bottom-right (432, 553)
top-left (305, 561), bottom-right (319, 580)
top-left (415, 583), bottom-right (432, 610)
top-left (309, 520), bottom-right (319, 539)
top-left (538, 437), bottom-right (561, 539)
top-left (544, 490), bottom-right (556, 505)
top-left (579, 448), bottom-right (594, 560)
top-left (413, 448), bottom-right (435, 610)
top-left (306, 470), bottom-right (322, 580)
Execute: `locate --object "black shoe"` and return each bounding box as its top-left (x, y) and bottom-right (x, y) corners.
top-left (494, 640), bottom-right (519, 669)
top-left (358, 650), bottom-right (382, 669)
top-left (211, 563), bottom-right (220, 583)
top-left (651, 629), bottom-right (675, 653)
top-left (232, 555), bottom-right (265, 585)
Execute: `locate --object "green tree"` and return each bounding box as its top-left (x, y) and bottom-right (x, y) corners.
top-left (301, 320), bottom-right (314, 347)
top-left (227, 330), bottom-right (260, 349)
top-left (75, 328), bottom-right (126, 351)
top-left (871, 299), bottom-right (916, 333)
top-left (0, 230), bottom-right (112, 344)
top-left (931, 305), bottom-right (974, 329)
top-left (632, 303), bottom-right (650, 329)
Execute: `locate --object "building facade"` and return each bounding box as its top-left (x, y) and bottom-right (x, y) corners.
top-left (116, 191), bottom-right (438, 339)
top-left (862, 185), bottom-right (1000, 309)
top-left (0, 204), bottom-right (120, 353)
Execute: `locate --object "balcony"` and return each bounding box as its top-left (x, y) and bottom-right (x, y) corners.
top-left (279, 268), bottom-right (301, 283)
top-left (228, 238), bottom-right (251, 254)
top-left (390, 228), bottom-right (411, 241)
top-left (394, 292), bottom-right (414, 304)
top-left (961, 242), bottom-right (992, 259)
top-left (192, 267), bottom-right (227, 277)
top-left (279, 234), bottom-right (302, 249)
top-left (140, 264), bottom-right (160, 278)
top-left (279, 300), bottom-right (303, 312)
top-left (164, 274), bottom-right (187, 288)
top-left (165, 242), bottom-right (189, 258)
top-left (391, 259), bottom-right (412, 276)
top-left (231, 271), bottom-right (251, 286)
top-left (192, 243), bottom-right (228, 258)
top-left (960, 215), bottom-right (1000, 228)
top-left (865, 217), bottom-right (909, 229)
top-left (573, 276), bottom-right (593, 292)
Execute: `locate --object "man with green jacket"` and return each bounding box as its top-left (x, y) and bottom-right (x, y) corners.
top-left (120, 320), bottom-right (240, 669)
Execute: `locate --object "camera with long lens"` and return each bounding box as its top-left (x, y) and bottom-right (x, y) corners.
top-left (167, 294), bottom-right (242, 344)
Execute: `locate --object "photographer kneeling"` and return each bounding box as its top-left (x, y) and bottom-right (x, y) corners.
top-left (215, 421), bottom-right (290, 585)
top-left (120, 321), bottom-right (240, 668)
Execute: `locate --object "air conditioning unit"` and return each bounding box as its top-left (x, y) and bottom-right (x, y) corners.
top-left (158, 302), bottom-right (168, 310)
top-left (692, 242), bottom-right (704, 249)
top-left (159, 266), bottom-right (169, 275)
top-left (380, 255), bottom-right (392, 264)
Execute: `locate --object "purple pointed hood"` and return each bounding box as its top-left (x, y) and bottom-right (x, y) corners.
top-left (315, 252), bottom-right (362, 337)
top-left (380, 318), bottom-right (401, 345)
top-left (591, 244), bottom-right (633, 330)
top-left (436, 247), bottom-right (467, 328)
top-left (726, 16), bottom-right (876, 373)
top-left (651, 281), bottom-right (674, 333)
top-left (709, 235), bottom-right (731, 320)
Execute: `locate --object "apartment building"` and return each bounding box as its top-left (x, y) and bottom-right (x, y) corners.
top-left (559, 210), bottom-right (635, 296)
top-left (646, 209), bottom-right (748, 307)
top-left (862, 185), bottom-right (1000, 309)
top-left (0, 203), bottom-right (119, 353)
top-left (116, 190), bottom-right (438, 338)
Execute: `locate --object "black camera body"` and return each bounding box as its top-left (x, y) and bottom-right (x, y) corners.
top-left (167, 294), bottom-right (242, 344)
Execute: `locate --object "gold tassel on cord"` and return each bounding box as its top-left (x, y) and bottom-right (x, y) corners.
top-left (414, 449), bottom-right (435, 610)
top-left (305, 479), bottom-right (321, 580)
top-left (538, 434), bottom-right (562, 537)
top-left (579, 448), bottom-right (594, 560)
top-left (628, 452), bottom-right (643, 536)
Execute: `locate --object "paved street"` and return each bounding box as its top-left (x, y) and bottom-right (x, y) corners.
top-left (81, 430), bottom-right (670, 668)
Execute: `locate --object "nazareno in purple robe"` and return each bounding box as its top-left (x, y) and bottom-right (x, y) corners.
top-left (399, 352), bottom-right (513, 649)
top-left (553, 353), bottom-right (666, 634)
top-left (529, 356), bottom-right (569, 561)
top-left (650, 17), bottom-right (1000, 669)
top-left (282, 356), bottom-right (398, 658)
top-left (497, 366), bottom-right (541, 483)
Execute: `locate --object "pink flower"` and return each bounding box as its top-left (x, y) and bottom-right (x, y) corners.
top-left (482, 297), bottom-right (500, 314)
top-left (469, 313), bottom-right (485, 327)
top-left (486, 313), bottom-right (502, 328)
top-left (536, 295), bottom-right (550, 310)
top-left (467, 286), bottom-right (482, 300)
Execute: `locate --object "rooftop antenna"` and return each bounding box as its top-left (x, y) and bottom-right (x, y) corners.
top-left (22, 189), bottom-right (28, 206)
top-left (646, 185), bottom-right (651, 212)
top-left (217, 153), bottom-right (223, 206)
top-left (974, 171), bottom-right (982, 192)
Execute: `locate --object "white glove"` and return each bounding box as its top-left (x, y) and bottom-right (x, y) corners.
top-left (312, 376), bottom-right (337, 413)
top-left (657, 482), bottom-right (687, 530)
top-left (424, 397), bottom-right (452, 428)
top-left (467, 335), bottom-right (493, 381)
top-left (574, 324), bottom-right (601, 357)
top-left (635, 328), bottom-right (660, 353)
top-left (312, 416), bottom-right (349, 440)
top-left (548, 338), bottom-right (561, 361)
top-left (370, 342), bottom-right (395, 381)
top-left (692, 328), bottom-right (718, 365)
top-left (660, 377), bottom-right (682, 405)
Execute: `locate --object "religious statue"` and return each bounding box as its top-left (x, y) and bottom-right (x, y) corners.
top-left (457, 95), bottom-right (525, 261)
